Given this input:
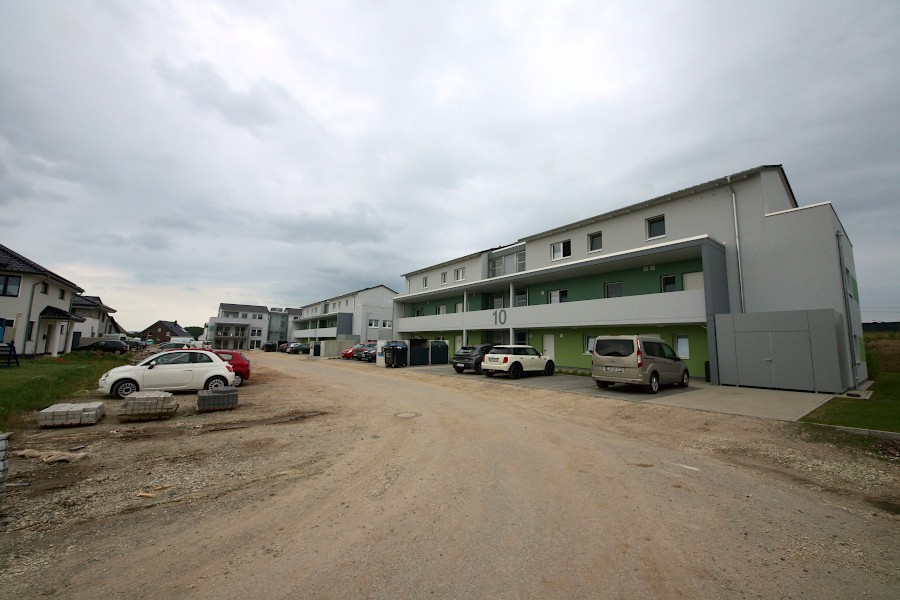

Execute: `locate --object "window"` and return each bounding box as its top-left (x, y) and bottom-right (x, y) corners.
top-left (59, 289), bottom-right (66, 300)
top-left (454, 267), bottom-right (465, 282)
top-left (0, 275), bottom-right (21, 297)
top-left (661, 275), bottom-right (677, 293)
top-left (548, 289), bottom-right (568, 303)
top-left (441, 272), bottom-right (448, 285)
top-left (516, 251), bottom-right (526, 272)
top-left (422, 276), bottom-right (428, 289)
top-left (514, 289), bottom-right (528, 307)
top-left (368, 319), bottom-right (379, 327)
top-left (455, 302), bottom-right (463, 313)
top-left (26, 321), bottom-right (35, 340)
top-left (675, 335), bottom-right (690, 359)
top-left (588, 232), bottom-right (603, 252)
top-left (414, 308), bottom-right (424, 317)
top-left (551, 240), bottom-right (571, 260)
top-left (437, 305), bottom-right (446, 315)
top-left (39, 282), bottom-right (48, 294)
top-left (647, 215), bottom-right (666, 239)
top-left (605, 282), bottom-right (623, 298)
top-left (241, 313), bottom-right (248, 318)
top-left (381, 320), bottom-right (392, 328)
top-left (584, 335), bottom-right (596, 354)
top-left (488, 256), bottom-right (504, 277)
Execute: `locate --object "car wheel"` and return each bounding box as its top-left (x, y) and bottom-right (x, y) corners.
top-left (115, 349), bottom-right (124, 355)
top-left (646, 372), bottom-right (660, 394)
top-left (112, 379), bottom-right (138, 399)
top-left (454, 366), bottom-right (465, 374)
top-left (474, 361), bottom-right (483, 375)
top-left (680, 370), bottom-right (690, 387)
top-left (233, 373), bottom-right (244, 387)
top-left (509, 363), bottom-right (523, 380)
top-left (544, 361), bottom-right (555, 376)
top-left (596, 380), bottom-right (610, 388)
top-left (206, 376), bottom-right (229, 390)
top-left (485, 370), bottom-right (495, 377)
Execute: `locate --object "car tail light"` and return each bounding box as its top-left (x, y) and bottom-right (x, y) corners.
top-left (636, 341), bottom-right (644, 368)
top-left (226, 364), bottom-right (234, 372)
top-left (503, 356), bottom-right (509, 364)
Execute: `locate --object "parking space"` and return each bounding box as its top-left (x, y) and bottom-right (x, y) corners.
top-left (365, 362), bottom-right (832, 421)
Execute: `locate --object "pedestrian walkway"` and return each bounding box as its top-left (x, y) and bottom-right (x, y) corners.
top-left (410, 364), bottom-right (833, 421)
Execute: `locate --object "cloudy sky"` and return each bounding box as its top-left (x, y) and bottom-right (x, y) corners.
top-left (1, 1), bottom-right (898, 331)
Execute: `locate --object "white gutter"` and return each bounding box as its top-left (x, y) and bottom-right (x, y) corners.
top-left (727, 175), bottom-right (746, 312)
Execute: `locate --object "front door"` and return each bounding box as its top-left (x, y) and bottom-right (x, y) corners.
top-left (542, 334), bottom-right (555, 361)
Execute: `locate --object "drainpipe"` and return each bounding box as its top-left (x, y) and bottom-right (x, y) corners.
top-left (836, 231), bottom-right (859, 389)
top-left (727, 176), bottom-right (746, 312)
top-left (24, 277), bottom-right (48, 357)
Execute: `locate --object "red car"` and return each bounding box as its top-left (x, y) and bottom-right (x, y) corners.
top-left (210, 350), bottom-right (250, 387)
top-left (342, 343), bottom-right (365, 359)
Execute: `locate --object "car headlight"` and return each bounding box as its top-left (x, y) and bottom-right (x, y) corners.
top-left (99, 371), bottom-right (110, 383)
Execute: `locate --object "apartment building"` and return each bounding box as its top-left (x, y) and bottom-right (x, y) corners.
top-left (205, 303), bottom-right (269, 350)
top-left (291, 285), bottom-right (398, 344)
top-left (393, 165), bottom-right (865, 393)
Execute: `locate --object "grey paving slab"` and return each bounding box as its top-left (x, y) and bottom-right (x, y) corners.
top-left (394, 363), bottom-right (832, 421)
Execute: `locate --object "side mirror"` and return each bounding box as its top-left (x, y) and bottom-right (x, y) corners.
top-left (147, 361), bottom-right (156, 369)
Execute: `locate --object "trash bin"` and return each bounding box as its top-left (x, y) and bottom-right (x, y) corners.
top-left (384, 341), bottom-right (408, 368)
top-left (430, 340), bottom-right (449, 365)
top-left (313, 342), bottom-right (321, 357)
top-left (409, 338), bottom-right (429, 366)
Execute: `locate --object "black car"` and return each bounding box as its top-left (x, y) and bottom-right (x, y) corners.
top-left (354, 342), bottom-right (376, 360)
top-left (452, 344), bottom-right (493, 374)
top-left (74, 340), bottom-right (129, 355)
top-left (262, 341), bottom-right (277, 352)
top-left (362, 345), bottom-right (378, 362)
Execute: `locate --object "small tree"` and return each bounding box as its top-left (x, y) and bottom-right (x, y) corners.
top-left (185, 326), bottom-right (204, 340)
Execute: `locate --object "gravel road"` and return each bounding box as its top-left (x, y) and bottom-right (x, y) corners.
top-left (1, 352), bottom-right (897, 599)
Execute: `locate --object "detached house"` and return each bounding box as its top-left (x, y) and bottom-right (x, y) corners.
top-left (393, 165), bottom-right (865, 393)
top-left (70, 295), bottom-right (124, 347)
top-left (0, 243), bottom-right (85, 356)
top-left (141, 320), bottom-right (191, 344)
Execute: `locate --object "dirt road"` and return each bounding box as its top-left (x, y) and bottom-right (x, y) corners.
top-left (1, 353), bottom-right (898, 599)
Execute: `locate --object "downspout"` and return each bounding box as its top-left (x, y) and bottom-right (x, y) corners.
top-left (727, 176), bottom-right (746, 312)
top-left (836, 231), bottom-right (859, 389)
top-left (24, 277), bottom-right (48, 357)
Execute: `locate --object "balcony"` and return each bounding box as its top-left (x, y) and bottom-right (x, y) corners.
top-left (396, 289), bottom-right (707, 333)
top-left (294, 327), bottom-right (338, 339)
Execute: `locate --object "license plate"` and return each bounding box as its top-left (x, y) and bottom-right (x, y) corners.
top-left (488, 357), bottom-right (498, 362)
top-left (455, 363), bottom-right (464, 368)
top-left (604, 366), bottom-right (624, 372)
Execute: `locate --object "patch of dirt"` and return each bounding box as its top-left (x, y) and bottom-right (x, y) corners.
top-left (867, 338), bottom-right (900, 372)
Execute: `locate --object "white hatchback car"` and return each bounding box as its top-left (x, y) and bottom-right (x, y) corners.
top-left (98, 349), bottom-right (235, 399)
top-left (481, 345), bottom-right (555, 379)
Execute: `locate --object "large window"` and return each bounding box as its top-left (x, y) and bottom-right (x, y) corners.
top-left (604, 282), bottom-right (623, 298)
top-left (0, 275), bottom-right (21, 297)
top-left (551, 240), bottom-right (571, 260)
top-left (647, 215), bottom-right (666, 239)
top-left (548, 289), bottom-right (568, 303)
top-left (588, 232), bottom-right (603, 252)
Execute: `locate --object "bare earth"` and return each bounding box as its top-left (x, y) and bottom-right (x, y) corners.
top-left (1, 352), bottom-right (898, 599)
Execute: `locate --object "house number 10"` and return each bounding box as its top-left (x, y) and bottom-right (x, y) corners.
top-left (492, 309), bottom-right (507, 325)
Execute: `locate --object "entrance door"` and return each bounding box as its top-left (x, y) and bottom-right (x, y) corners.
top-left (542, 334), bottom-right (555, 360)
top-left (455, 335), bottom-right (463, 354)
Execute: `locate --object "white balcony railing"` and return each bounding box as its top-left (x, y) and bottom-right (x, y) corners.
top-left (396, 290), bottom-right (706, 333)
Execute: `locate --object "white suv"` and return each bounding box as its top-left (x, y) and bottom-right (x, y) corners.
top-left (99, 349), bottom-right (235, 399)
top-left (481, 345), bottom-right (555, 379)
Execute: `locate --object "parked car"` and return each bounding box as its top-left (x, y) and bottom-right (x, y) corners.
top-left (362, 345), bottom-right (377, 362)
top-left (452, 344), bottom-right (493, 374)
top-left (342, 343), bottom-right (365, 359)
top-left (279, 342), bottom-right (290, 352)
top-left (155, 341), bottom-right (191, 351)
top-left (481, 345), bottom-right (555, 379)
top-left (262, 341), bottom-right (277, 352)
top-left (98, 349), bottom-right (235, 399)
top-left (124, 339), bottom-right (144, 350)
top-left (297, 343), bottom-right (311, 355)
top-left (286, 342), bottom-right (302, 354)
top-left (591, 335), bottom-right (689, 394)
top-left (211, 349), bottom-right (250, 387)
top-left (353, 342), bottom-right (376, 360)
top-left (73, 340), bottom-right (129, 355)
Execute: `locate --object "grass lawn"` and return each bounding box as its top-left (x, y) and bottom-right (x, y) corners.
top-left (0, 352), bottom-right (128, 431)
top-left (800, 372), bottom-right (900, 433)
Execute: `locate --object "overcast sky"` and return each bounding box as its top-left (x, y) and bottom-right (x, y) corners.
top-left (1, 1), bottom-right (898, 331)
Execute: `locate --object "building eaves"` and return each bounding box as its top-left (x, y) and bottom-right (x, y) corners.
top-left (220, 303), bottom-right (269, 312)
top-left (522, 165), bottom-right (787, 243)
top-left (40, 305), bottom-right (86, 322)
top-left (71, 295), bottom-right (116, 313)
top-left (0, 243), bottom-right (84, 293)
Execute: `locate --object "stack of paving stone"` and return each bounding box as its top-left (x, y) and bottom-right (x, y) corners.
top-left (197, 386), bottom-right (239, 412)
top-left (117, 391), bottom-right (178, 421)
top-left (38, 402), bottom-right (106, 427)
top-left (0, 433), bottom-right (8, 506)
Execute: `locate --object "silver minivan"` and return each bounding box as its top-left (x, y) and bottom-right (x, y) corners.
top-left (591, 335), bottom-right (689, 393)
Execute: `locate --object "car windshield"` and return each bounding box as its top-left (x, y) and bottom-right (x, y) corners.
top-left (457, 346), bottom-right (475, 354)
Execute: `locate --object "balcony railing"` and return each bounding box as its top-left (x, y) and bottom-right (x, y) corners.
top-left (396, 289), bottom-right (706, 333)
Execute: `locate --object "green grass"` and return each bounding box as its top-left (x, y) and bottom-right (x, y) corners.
top-left (800, 372), bottom-right (900, 433)
top-left (0, 352), bottom-right (129, 431)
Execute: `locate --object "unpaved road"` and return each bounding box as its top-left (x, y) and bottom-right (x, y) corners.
top-left (1, 352), bottom-right (898, 599)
